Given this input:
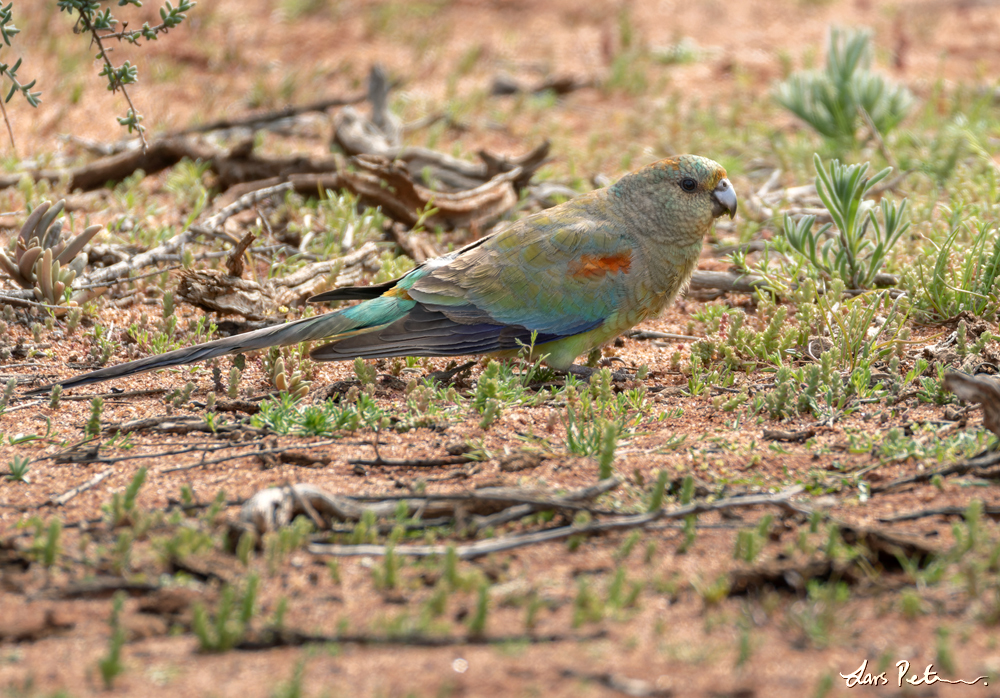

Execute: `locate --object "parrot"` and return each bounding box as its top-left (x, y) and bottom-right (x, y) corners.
top-left (28, 154), bottom-right (736, 394)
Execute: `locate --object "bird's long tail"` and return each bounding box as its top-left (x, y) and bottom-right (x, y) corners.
top-left (28, 309), bottom-right (363, 394)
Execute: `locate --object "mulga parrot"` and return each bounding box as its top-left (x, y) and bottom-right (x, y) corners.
top-left (30, 154), bottom-right (736, 393)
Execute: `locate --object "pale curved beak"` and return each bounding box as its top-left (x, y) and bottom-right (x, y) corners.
top-left (712, 178), bottom-right (737, 219)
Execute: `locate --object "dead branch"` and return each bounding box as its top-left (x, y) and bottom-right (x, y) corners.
top-left (943, 370), bottom-right (1000, 437)
top-left (491, 73), bottom-right (594, 97)
top-left (873, 449), bottom-right (1000, 493)
top-left (308, 486), bottom-right (804, 560)
top-left (159, 440), bottom-right (344, 473)
top-left (58, 388), bottom-right (169, 401)
top-left (879, 504), bottom-right (1000, 523)
top-left (346, 455), bottom-right (477, 468)
top-left (175, 93), bottom-right (366, 135)
top-left (195, 181), bottom-right (295, 235)
top-left (240, 478), bottom-right (622, 535)
top-left (268, 241), bottom-right (382, 307)
top-left (103, 415), bottom-right (265, 437)
top-left (688, 270), bottom-right (769, 296)
top-left (234, 628), bottom-right (607, 651)
top-left (763, 428), bottom-right (816, 442)
top-left (290, 156), bottom-right (523, 230)
top-left (0, 136), bottom-right (216, 192)
top-left (176, 270), bottom-right (274, 320)
top-left (49, 468), bottom-right (113, 506)
top-left (559, 669), bottom-right (669, 698)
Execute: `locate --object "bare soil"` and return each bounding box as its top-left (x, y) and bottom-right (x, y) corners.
top-left (2, 1), bottom-right (1000, 697)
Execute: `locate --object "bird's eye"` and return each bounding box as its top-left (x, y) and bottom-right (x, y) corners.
top-left (680, 178), bottom-right (697, 192)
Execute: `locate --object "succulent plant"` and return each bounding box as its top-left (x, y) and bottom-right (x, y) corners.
top-left (0, 200), bottom-right (102, 305)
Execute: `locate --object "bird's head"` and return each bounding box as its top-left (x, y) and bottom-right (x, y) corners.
top-left (612, 154), bottom-right (737, 243)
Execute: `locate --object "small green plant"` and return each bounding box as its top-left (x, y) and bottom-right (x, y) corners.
top-left (468, 582), bottom-right (489, 638)
top-left (164, 157), bottom-right (212, 214)
top-left (86, 396), bottom-right (104, 438)
top-left (0, 376), bottom-right (15, 412)
top-left (0, 200), bottom-right (101, 305)
top-left (908, 217), bottom-right (1000, 321)
top-left (48, 383), bottom-right (62, 409)
top-left (783, 155), bottom-right (909, 289)
top-left (192, 574), bottom-right (259, 652)
top-left (677, 475), bottom-right (697, 553)
top-left (271, 660), bottom-right (307, 698)
top-left (478, 397), bottom-right (500, 430)
top-left (373, 542), bottom-right (400, 591)
top-left (6, 454), bottom-right (29, 482)
top-left (98, 592), bottom-right (127, 689)
top-left (65, 306), bottom-right (82, 335)
top-left (228, 365), bottom-right (243, 398)
top-left (266, 346), bottom-right (313, 399)
top-left (789, 579), bottom-right (851, 648)
top-left (596, 420), bottom-right (618, 479)
top-left (41, 518), bottom-right (61, 568)
top-left (774, 26), bottom-right (912, 149)
top-left (572, 577), bottom-right (605, 627)
top-left (353, 356), bottom-right (377, 388)
top-left (647, 470), bottom-right (668, 512)
top-left (167, 381), bottom-right (196, 409)
top-left (87, 325), bottom-right (117, 365)
top-left (692, 573), bottom-right (730, 606)
top-left (104, 467), bottom-right (147, 527)
top-left (0, 4), bottom-right (40, 111)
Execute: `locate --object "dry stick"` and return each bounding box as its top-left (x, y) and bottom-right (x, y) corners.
top-left (235, 629), bottom-right (607, 651)
top-left (3, 400), bottom-right (42, 414)
top-left (308, 486), bottom-right (804, 560)
top-left (75, 182), bottom-right (295, 294)
top-left (880, 504), bottom-right (1000, 523)
top-left (0, 294), bottom-right (67, 311)
top-left (560, 669), bottom-right (664, 698)
top-left (175, 94), bottom-right (366, 135)
top-left (345, 423), bottom-right (479, 467)
top-left (0, 95), bottom-right (16, 156)
top-left (50, 468), bottom-right (113, 506)
top-left (192, 181), bottom-right (294, 234)
top-left (348, 454), bottom-right (478, 468)
top-left (59, 388), bottom-right (169, 401)
top-left (351, 477), bottom-right (621, 503)
top-left (688, 270), bottom-right (769, 295)
top-left (283, 478), bottom-right (325, 530)
top-left (872, 450), bottom-right (1000, 493)
top-left (48, 441), bottom-right (247, 465)
top-left (160, 439), bottom-right (343, 473)
top-left (72, 265), bottom-right (182, 291)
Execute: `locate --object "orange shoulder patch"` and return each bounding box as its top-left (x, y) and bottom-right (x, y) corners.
top-left (569, 252), bottom-right (632, 279)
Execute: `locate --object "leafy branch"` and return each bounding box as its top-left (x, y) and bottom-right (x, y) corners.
top-left (0, 0), bottom-right (196, 152)
top-left (0, 3), bottom-right (39, 152)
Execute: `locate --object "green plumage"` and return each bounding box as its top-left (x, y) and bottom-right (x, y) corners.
top-left (31, 155), bottom-right (736, 393)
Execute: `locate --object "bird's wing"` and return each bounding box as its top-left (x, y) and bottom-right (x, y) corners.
top-left (413, 210), bottom-right (637, 334)
top-left (310, 205), bottom-right (639, 360)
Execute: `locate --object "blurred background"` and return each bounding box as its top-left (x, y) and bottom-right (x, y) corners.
top-left (6, 0), bottom-right (999, 177)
